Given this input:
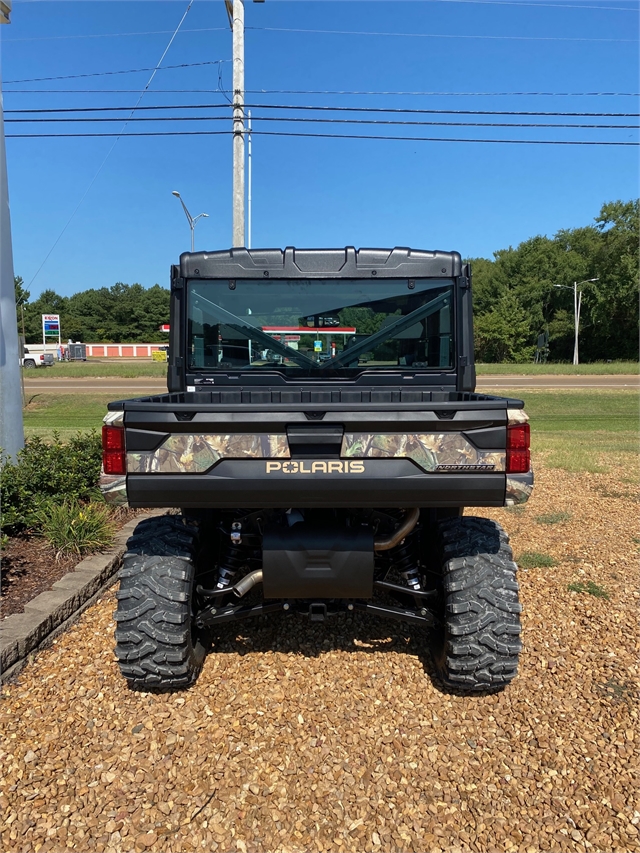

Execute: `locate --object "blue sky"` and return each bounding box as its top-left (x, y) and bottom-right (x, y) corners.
top-left (2, 0), bottom-right (638, 298)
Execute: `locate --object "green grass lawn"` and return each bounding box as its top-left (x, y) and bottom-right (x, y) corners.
top-left (502, 388), bottom-right (639, 473)
top-left (23, 360), bottom-right (168, 379)
top-left (23, 394), bottom-right (116, 438)
top-left (476, 361), bottom-right (638, 375)
top-left (22, 359), bottom-right (639, 380)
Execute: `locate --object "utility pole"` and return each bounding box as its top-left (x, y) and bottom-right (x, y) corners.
top-left (227, 0), bottom-right (263, 247)
top-left (0, 0), bottom-right (25, 464)
top-left (247, 110), bottom-right (252, 248)
top-left (230, 0), bottom-right (245, 247)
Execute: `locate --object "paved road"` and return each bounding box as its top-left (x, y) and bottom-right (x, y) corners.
top-left (476, 375), bottom-right (639, 389)
top-left (23, 379), bottom-right (166, 393)
top-left (22, 374), bottom-right (640, 393)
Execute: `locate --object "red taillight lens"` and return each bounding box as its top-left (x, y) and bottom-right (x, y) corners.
top-left (102, 425), bottom-right (124, 450)
top-left (507, 423), bottom-right (530, 450)
top-left (102, 425), bottom-right (125, 475)
top-left (506, 449), bottom-right (530, 473)
top-left (506, 422), bottom-right (530, 473)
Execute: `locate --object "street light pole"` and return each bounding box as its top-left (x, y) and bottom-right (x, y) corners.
top-left (554, 278), bottom-right (599, 365)
top-left (171, 191), bottom-right (209, 252)
top-left (573, 283), bottom-right (579, 366)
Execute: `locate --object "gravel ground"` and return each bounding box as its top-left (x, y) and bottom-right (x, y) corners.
top-left (1, 460), bottom-right (638, 853)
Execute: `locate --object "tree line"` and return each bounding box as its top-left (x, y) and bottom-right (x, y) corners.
top-left (15, 198), bottom-right (638, 361)
top-left (15, 280), bottom-right (170, 344)
top-left (469, 199), bottom-right (638, 362)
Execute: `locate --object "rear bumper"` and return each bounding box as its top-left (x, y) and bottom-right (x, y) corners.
top-left (124, 458), bottom-right (507, 508)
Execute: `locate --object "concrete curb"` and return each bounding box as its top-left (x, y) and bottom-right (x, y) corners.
top-left (0, 510), bottom-right (165, 684)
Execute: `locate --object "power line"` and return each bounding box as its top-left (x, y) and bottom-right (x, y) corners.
top-left (7, 130), bottom-right (637, 146)
top-left (5, 103), bottom-right (638, 117)
top-left (2, 27), bottom-right (636, 60)
top-left (4, 61), bottom-right (229, 85)
top-left (4, 89), bottom-right (640, 97)
top-left (247, 89), bottom-right (640, 98)
top-left (2, 27), bottom-right (229, 43)
top-left (247, 103), bottom-right (640, 118)
top-left (26, 1), bottom-right (196, 288)
top-left (2, 0), bottom-right (636, 42)
top-left (246, 25), bottom-right (638, 43)
top-left (3, 7), bottom-right (636, 45)
top-left (424, 0), bottom-right (638, 9)
top-left (249, 103), bottom-right (640, 118)
top-left (6, 116), bottom-right (637, 130)
top-left (8, 131), bottom-right (231, 138)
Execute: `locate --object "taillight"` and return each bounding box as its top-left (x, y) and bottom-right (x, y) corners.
top-left (102, 425), bottom-right (126, 475)
top-left (506, 422), bottom-right (530, 473)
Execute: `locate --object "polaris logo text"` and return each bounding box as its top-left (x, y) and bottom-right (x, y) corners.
top-left (266, 460), bottom-right (366, 474)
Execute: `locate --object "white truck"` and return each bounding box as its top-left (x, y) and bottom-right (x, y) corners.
top-left (21, 348), bottom-right (54, 369)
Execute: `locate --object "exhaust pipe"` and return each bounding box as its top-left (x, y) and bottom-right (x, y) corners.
top-left (232, 570), bottom-right (263, 598)
top-left (374, 508), bottom-right (420, 552)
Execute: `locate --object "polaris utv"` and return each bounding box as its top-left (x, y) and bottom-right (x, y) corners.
top-left (101, 247), bottom-right (532, 692)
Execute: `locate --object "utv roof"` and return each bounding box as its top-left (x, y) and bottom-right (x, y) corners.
top-left (179, 247), bottom-right (463, 280)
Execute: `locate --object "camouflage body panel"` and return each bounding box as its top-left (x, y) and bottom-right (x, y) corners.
top-left (505, 471), bottom-right (534, 505)
top-left (341, 433), bottom-right (505, 473)
top-left (507, 408), bottom-right (529, 426)
top-left (99, 472), bottom-right (128, 505)
top-left (103, 410), bottom-right (124, 429)
top-left (127, 434), bottom-right (290, 474)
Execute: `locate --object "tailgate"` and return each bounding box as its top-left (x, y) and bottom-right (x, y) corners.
top-left (108, 390), bottom-right (531, 509)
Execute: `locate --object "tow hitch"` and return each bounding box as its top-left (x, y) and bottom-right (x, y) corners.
top-left (309, 603), bottom-right (327, 622)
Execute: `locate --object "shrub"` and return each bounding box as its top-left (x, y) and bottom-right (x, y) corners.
top-left (1, 432), bottom-right (102, 534)
top-left (38, 500), bottom-right (116, 557)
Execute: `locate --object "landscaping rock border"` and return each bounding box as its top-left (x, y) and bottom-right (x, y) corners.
top-left (0, 511), bottom-right (164, 683)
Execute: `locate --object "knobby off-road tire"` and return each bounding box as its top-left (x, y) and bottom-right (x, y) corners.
top-left (114, 515), bottom-right (206, 690)
top-left (432, 516), bottom-right (522, 691)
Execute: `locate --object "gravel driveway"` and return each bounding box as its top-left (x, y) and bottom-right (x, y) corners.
top-left (1, 463), bottom-right (638, 853)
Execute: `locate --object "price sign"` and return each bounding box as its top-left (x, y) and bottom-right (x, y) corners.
top-left (42, 314), bottom-right (60, 336)
top-left (42, 314), bottom-right (61, 349)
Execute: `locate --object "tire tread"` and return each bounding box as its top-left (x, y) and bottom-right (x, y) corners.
top-left (433, 516), bottom-right (522, 691)
top-left (114, 515), bottom-right (204, 690)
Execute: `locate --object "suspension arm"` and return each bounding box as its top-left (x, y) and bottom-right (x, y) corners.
top-left (195, 600), bottom-right (285, 629)
top-left (353, 601), bottom-right (435, 627)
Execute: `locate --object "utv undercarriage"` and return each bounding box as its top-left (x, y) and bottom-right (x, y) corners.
top-left (114, 508), bottom-right (522, 693)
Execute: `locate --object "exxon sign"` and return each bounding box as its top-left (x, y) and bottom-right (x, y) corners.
top-left (42, 314), bottom-right (60, 336)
